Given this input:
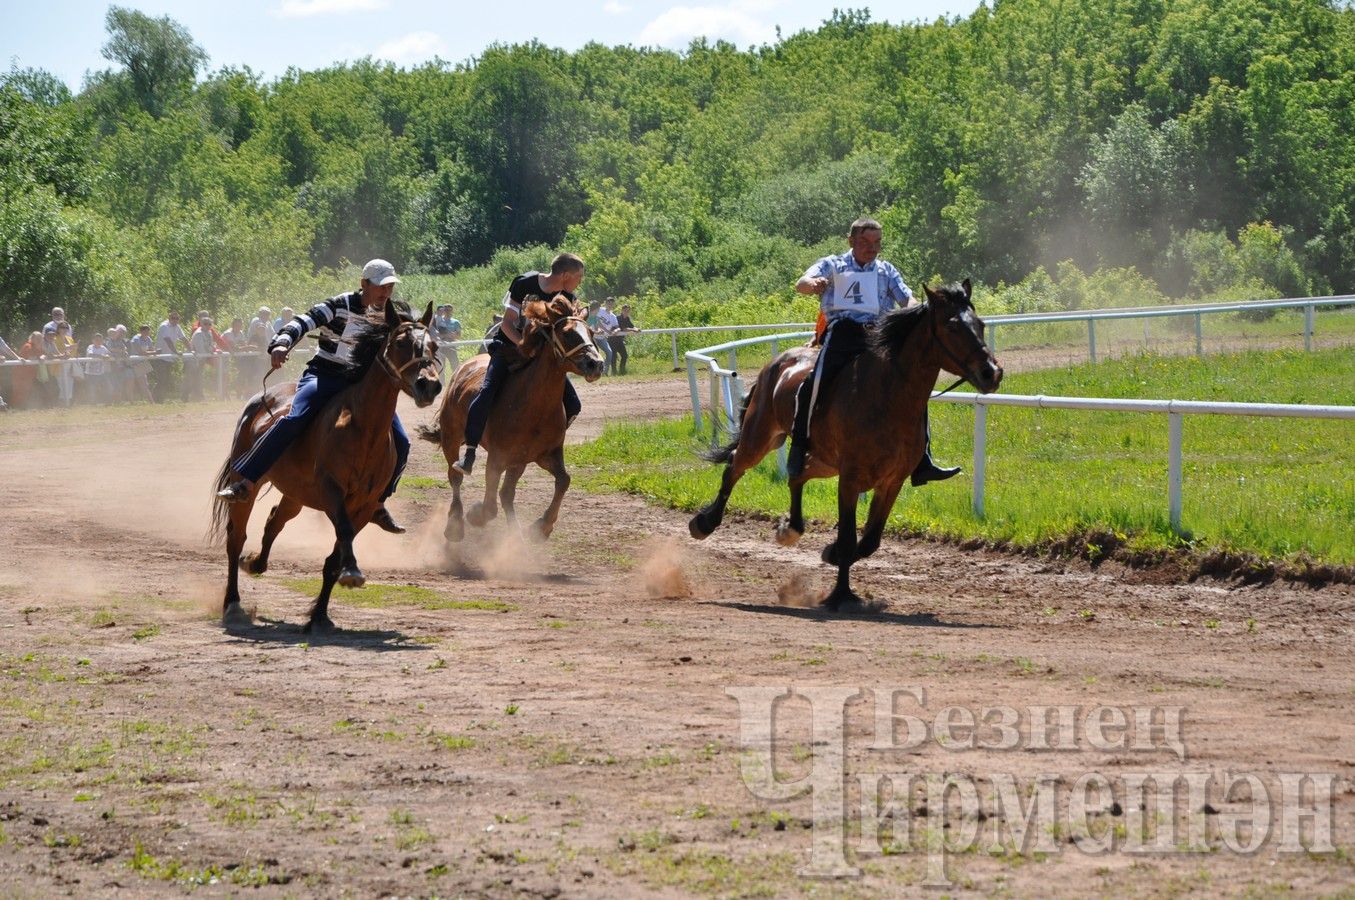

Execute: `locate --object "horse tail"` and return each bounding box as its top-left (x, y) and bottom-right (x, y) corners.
top-left (417, 422), bottom-right (442, 445)
top-left (699, 380), bottom-right (756, 464)
top-left (206, 395), bottom-right (267, 546)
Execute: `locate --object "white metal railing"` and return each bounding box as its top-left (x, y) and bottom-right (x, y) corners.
top-left (983, 294), bottom-right (1355, 361)
top-left (934, 392), bottom-right (1355, 533)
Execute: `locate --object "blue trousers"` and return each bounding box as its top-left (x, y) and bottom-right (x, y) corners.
top-left (464, 342), bottom-right (581, 447)
top-left (232, 370), bottom-right (408, 500)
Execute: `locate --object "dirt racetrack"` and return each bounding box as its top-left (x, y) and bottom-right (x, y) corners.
top-left (2, 373), bottom-right (1354, 897)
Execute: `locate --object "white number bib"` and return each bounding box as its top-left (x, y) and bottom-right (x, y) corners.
top-left (830, 269), bottom-right (881, 316)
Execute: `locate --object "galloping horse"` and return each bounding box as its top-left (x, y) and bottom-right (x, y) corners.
top-left (421, 295), bottom-right (605, 543)
top-left (689, 281), bottom-right (1003, 609)
top-left (209, 301), bottom-right (442, 632)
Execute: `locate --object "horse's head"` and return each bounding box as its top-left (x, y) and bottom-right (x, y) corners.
top-left (522, 295), bottom-right (606, 382)
top-left (380, 300), bottom-right (443, 407)
top-left (923, 279), bottom-right (1003, 394)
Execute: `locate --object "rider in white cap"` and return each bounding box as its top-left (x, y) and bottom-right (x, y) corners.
top-left (216, 259), bottom-right (411, 533)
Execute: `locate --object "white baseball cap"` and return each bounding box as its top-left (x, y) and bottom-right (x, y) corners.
top-left (362, 259), bottom-right (400, 286)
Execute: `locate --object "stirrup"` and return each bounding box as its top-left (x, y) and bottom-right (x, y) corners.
top-left (452, 446), bottom-right (476, 476)
top-left (371, 506), bottom-right (406, 534)
top-left (216, 479), bottom-right (253, 502)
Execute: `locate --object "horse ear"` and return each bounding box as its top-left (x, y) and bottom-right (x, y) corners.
top-left (420, 302), bottom-right (433, 327)
top-left (923, 283), bottom-right (939, 302)
top-left (522, 299), bottom-right (549, 322)
top-left (962, 278), bottom-right (972, 302)
top-left (384, 298), bottom-right (399, 327)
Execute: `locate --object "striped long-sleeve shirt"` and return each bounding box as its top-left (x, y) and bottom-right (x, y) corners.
top-left (270, 291), bottom-right (375, 379)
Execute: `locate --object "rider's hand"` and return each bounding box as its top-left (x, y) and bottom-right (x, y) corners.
top-left (811, 277), bottom-right (830, 295)
top-left (270, 346), bottom-right (289, 369)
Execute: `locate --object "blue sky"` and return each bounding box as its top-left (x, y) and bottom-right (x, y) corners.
top-left (4, 1), bottom-right (983, 91)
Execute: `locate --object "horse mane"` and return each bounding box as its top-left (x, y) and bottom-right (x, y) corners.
top-left (330, 301), bottom-right (415, 380)
top-left (869, 303), bottom-right (930, 356)
top-left (520, 294), bottom-right (579, 354)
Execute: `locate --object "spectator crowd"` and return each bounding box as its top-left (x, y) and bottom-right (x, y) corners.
top-left (0, 299), bottom-right (640, 412)
top-left (0, 305), bottom-right (298, 411)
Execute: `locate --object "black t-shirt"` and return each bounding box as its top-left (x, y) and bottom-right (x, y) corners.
top-left (493, 273), bottom-right (576, 353)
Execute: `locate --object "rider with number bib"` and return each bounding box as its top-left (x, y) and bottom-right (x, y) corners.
top-left (786, 218), bottom-right (961, 485)
top-left (453, 253), bottom-right (585, 476)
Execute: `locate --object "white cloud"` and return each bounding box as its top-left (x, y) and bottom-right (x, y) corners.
top-left (270, 0), bottom-right (387, 18)
top-left (603, 0), bottom-right (632, 13)
top-left (637, 4), bottom-right (779, 49)
top-left (375, 31), bottom-right (447, 65)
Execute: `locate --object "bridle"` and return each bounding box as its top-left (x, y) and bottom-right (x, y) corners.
top-left (929, 302), bottom-right (988, 397)
top-left (378, 321), bottom-right (442, 384)
top-left (543, 316), bottom-right (596, 363)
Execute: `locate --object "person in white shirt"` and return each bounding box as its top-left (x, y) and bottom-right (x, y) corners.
top-left (85, 332), bottom-right (113, 403)
top-left (595, 300), bottom-right (618, 376)
top-left (128, 325), bottom-right (156, 403)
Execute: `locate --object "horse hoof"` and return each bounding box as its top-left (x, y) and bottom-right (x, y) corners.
top-left (821, 543), bottom-right (839, 566)
top-left (466, 504), bottom-right (492, 528)
top-left (444, 518), bottom-right (464, 543)
top-left (245, 554), bottom-right (268, 576)
top-left (304, 616), bottom-right (336, 635)
top-left (529, 519), bottom-right (553, 542)
top-left (688, 515), bottom-right (712, 540)
top-left (821, 587), bottom-right (864, 611)
top-left (773, 517), bottom-right (802, 547)
top-left (338, 568), bottom-right (366, 589)
top-left (222, 603), bottom-right (253, 629)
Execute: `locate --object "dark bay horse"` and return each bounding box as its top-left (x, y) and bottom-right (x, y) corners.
top-left (689, 281), bottom-right (1003, 609)
top-left (421, 295), bottom-right (605, 543)
top-left (209, 301), bottom-right (442, 632)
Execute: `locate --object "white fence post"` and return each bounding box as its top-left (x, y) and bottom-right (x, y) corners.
top-left (1088, 318), bottom-right (1098, 364)
top-left (709, 370), bottom-right (721, 447)
top-left (1194, 313), bottom-right (1203, 357)
top-left (972, 402), bottom-right (987, 518)
top-left (686, 358), bottom-right (703, 432)
top-left (1305, 304), bottom-right (1314, 352)
top-left (671, 333), bottom-right (680, 371)
top-left (1168, 412), bottom-right (1183, 535)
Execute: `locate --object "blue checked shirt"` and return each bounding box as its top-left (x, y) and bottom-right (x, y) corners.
top-left (805, 252), bottom-right (914, 325)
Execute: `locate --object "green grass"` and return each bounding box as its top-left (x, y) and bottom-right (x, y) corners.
top-left (571, 347), bottom-right (1355, 566)
top-left (280, 579), bottom-right (516, 611)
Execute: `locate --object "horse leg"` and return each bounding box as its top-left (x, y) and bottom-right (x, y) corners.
top-left (856, 480), bottom-right (903, 560)
top-left (776, 470), bottom-right (808, 547)
top-left (222, 501), bottom-right (255, 628)
top-left (530, 447), bottom-right (570, 542)
top-left (444, 456), bottom-right (465, 542)
top-left (499, 464), bottom-right (526, 529)
top-left (690, 462), bottom-right (739, 539)
top-left (246, 496), bottom-right (302, 575)
top-left (822, 478), bottom-right (864, 610)
top-left (467, 458), bottom-right (503, 528)
top-left (321, 477), bottom-right (364, 593)
top-left (305, 543), bottom-right (343, 635)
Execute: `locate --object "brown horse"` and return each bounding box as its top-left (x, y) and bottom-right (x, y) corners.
top-left (208, 301), bottom-right (442, 632)
top-left (689, 281), bottom-right (1003, 609)
top-left (421, 295), bottom-right (605, 543)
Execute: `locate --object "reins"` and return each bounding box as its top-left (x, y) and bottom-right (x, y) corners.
top-left (928, 303), bottom-right (984, 397)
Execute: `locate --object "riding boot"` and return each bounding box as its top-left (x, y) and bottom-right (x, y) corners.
top-left (371, 505), bottom-right (406, 534)
top-left (910, 412), bottom-right (961, 487)
top-left (452, 444), bottom-right (476, 476)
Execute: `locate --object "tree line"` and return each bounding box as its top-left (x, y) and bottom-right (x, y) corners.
top-left (3, 1), bottom-right (1352, 339)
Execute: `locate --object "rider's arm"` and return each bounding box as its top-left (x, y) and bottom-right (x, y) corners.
top-left (797, 258), bottom-right (831, 297)
top-left (500, 304), bottom-right (525, 346)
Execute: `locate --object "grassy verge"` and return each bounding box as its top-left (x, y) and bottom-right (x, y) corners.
top-left (570, 348), bottom-right (1355, 573)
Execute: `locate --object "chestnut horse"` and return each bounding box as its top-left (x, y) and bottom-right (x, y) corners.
top-left (208, 301), bottom-right (442, 632)
top-left (688, 281), bottom-right (1003, 609)
top-left (421, 295), bottom-right (605, 542)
